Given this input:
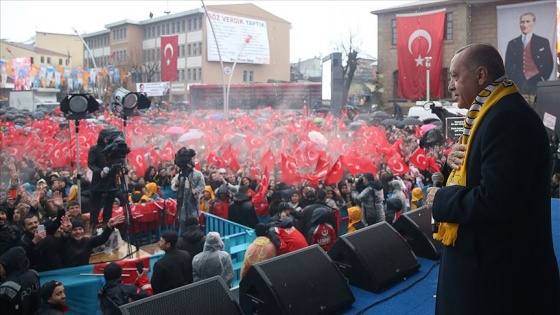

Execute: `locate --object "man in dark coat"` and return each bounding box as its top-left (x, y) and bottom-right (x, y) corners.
top-left (504, 12), bottom-right (553, 93)
top-left (0, 206), bottom-right (20, 257)
top-left (228, 186), bottom-right (259, 229)
top-left (177, 216), bottom-right (206, 258)
top-left (36, 280), bottom-right (69, 314)
top-left (98, 262), bottom-right (151, 315)
top-left (0, 246), bottom-right (41, 315)
top-left (88, 129), bottom-right (119, 232)
top-left (427, 43), bottom-right (560, 314)
top-left (151, 230), bottom-right (193, 294)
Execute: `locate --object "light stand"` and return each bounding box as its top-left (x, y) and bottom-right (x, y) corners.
top-left (425, 56), bottom-right (432, 102)
top-left (60, 94), bottom-right (99, 211)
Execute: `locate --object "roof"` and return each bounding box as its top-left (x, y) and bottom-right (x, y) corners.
top-left (370, 0), bottom-right (503, 15)
top-left (206, 3), bottom-right (290, 24)
top-left (0, 39), bottom-right (67, 57)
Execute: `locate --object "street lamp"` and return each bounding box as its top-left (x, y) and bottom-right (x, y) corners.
top-left (425, 56), bottom-right (432, 102)
top-left (72, 28), bottom-right (102, 99)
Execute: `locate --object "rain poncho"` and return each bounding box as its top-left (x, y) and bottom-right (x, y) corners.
top-left (191, 232), bottom-right (234, 287)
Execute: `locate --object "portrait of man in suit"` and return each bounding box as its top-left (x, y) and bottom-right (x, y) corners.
top-left (504, 12), bottom-right (553, 94)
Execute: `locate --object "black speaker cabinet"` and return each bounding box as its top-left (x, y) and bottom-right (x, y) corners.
top-left (239, 245), bottom-right (355, 315)
top-left (119, 276), bottom-right (242, 315)
top-left (327, 221), bottom-right (420, 293)
top-left (393, 206), bottom-right (443, 260)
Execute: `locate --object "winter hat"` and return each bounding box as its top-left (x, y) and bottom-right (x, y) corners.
top-left (386, 198), bottom-right (403, 211)
top-left (254, 223), bottom-right (269, 237)
top-left (103, 262), bottom-right (122, 281)
top-left (0, 205), bottom-right (7, 214)
top-left (71, 220), bottom-right (84, 230)
top-left (41, 280), bottom-right (63, 301)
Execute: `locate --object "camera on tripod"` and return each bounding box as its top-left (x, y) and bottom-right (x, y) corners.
top-left (102, 130), bottom-right (131, 171)
top-left (174, 147), bottom-right (196, 171)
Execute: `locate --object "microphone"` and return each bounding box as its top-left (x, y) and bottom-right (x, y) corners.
top-left (431, 172), bottom-right (444, 233)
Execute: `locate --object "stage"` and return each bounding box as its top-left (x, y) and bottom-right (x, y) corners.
top-left (39, 200), bottom-right (560, 315)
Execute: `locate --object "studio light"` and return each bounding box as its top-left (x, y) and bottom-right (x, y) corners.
top-left (112, 87), bottom-right (150, 115)
top-left (60, 93), bottom-right (99, 119)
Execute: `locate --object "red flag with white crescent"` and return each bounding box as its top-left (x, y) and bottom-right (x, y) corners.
top-left (161, 35), bottom-right (178, 81)
top-left (408, 147), bottom-right (428, 170)
top-left (160, 141), bottom-right (175, 162)
top-left (387, 154), bottom-right (411, 175)
top-left (129, 149), bottom-right (147, 177)
top-left (396, 8), bottom-right (446, 99)
top-left (325, 156), bottom-right (344, 185)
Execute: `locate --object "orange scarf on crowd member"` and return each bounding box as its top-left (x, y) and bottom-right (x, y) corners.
top-left (433, 76), bottom-right (518, 246)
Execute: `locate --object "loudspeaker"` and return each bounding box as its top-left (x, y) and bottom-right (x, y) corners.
top-left (327, 221), bottom-right (420, 293)
top-left (239, 245), bottom-right (355, 315)
top-left (119, 276), bottom-right (242, 315)
top-left (393, 206), bottom-right (443, 260)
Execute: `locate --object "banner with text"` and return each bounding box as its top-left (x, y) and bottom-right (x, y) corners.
top-left (206, 11), bottom-right (270, 64)
top-left (136, 82), bottom-right (170, 97)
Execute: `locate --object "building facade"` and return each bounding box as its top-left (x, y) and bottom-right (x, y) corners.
top-left (81, 3), bottom-right (291, 102)
top-left (371, 0), bottom-right (543, 106)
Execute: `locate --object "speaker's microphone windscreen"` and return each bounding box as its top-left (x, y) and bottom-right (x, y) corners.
top-left (432, 172), bottom-right (444, 188)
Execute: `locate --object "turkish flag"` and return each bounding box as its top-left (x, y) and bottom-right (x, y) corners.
top-left (396, 8), bottom-right (446, 99)
top-left (259, 149), bottom-right (275, 173)
top-left (222, 145), bottom-right (241, 172)
top-left (325, 156), bottom-right (344, 185)
top-left (387, 154), bottom-right (411, 175)
top-left (149, 148), bottom-right (161, 167)
top-left (280, 154), bottom-right (301, 185)
top-left (245, 134), bottom-right (265, 150)
top-left (129, 149), bottom-right (147, 177)
top-left (161, 35), bottom-right (178, 81)
top-left (408, 147), bottom-right (428, 170)
top-left (208, 152), bottom-right (225, 168)
top-left (160, 141), bottom-right (175, 162)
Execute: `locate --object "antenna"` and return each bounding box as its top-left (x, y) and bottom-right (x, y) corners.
top-left (164, 0), bottom-right (170, 14)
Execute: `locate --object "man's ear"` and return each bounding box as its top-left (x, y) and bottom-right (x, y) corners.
top-left (476, 66), bottom-right (489, 86)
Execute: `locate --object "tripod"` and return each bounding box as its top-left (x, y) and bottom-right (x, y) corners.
top-left (113, 163), bottom-right (136, 258)
top-left (175, 167), bottom-right (199, 232)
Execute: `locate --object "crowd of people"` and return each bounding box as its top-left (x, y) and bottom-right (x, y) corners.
top-left (1, 42), bottom-right (559, 314)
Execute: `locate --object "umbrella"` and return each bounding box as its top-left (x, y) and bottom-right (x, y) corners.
top-left (348, 121), bottom-right (364, 131)
top-left (208, 113), bottom-right (224, 121)
top-left (14, 118), bottom-right (27, 125)
top-left (402, 117), bottom-right (423, 126)
top-left (372, 110), bottom-right (390, 118)
top-left (308, 130), bottom-right (327, 150)
top-left (178, 129), bottom-right (205, 142)
top-left (380, 118), bottom-right (401, 126)
top-left (420, 124), bottom-right (438, 134)
top-left (313, 117), bottom-right (325, 124)
top-left (354, 113), bottom-right (372, 121)
top-left (164, 126), bottom-right (186, 135)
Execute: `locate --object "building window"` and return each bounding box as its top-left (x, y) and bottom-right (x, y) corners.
top-left (243, 70), bottom-right (254, 83)
top-left (441, 67), bottom-right (451, 98)
top-left (41, 56), bottom-right (45, 63)
top-left (65, 59), bottom-right (69, 66)
top-left (445, 12), bottom-right (453, 40)
top-left (47, 57), bottom-right (51, 64)
top-left (188, 18), bottom-right (192, 31)
top-left (59, 58), bottom-right (62, 65)
top-left (393, 70), bottom-right (399, 98)
top-left (166, 24), bottom-right (170, 34)
top-left (181, 20), bottom-right (185, 32)
top-left (198, 16), bottom-right (202, 29)
top-left (198, 43), bottom-right (202, 56)
top-left (188, 44), bottom-right (192, 56)
top-left (188, 69), bottom-right (192, 80)
top-left (193, 69), bottom-right (197, 81)
top-left (157, 25), bottom-right (161, 36)
top-left (193, 43), bottom-right (198, 55)
top-left (181, 69), bottom-right (185, 81)
top-left (391, 19), bottom-right (397, 46)
top-left (172, 22), bottom-right (175, 34)
top-left (198, 68), bottom-right (202, 81)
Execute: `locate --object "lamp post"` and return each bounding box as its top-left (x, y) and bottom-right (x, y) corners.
top-left (72, 28), bottom-right (102, 99)
top-left (425, 56), bottom-right (432, 102)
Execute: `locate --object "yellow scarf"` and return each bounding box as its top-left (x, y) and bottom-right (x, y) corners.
top-left (433, 76), bottom-right (518, 246)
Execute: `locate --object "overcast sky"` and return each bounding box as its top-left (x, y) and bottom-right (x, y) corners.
top-left (0, 0), bottom-right (415, 62)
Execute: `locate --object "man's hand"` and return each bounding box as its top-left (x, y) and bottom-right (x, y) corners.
top-left (107, 215), bottom-right (125, 228)
top-left (53, 191), bottom-right (64, 209)
top-left (33, 230), bottom-right (47, 244)
top-left (426, 187), bottom-right (440, 210)
top-left (447, 144), bottom-right (467, 170)
top-left (61, 215), bottom-right (72, 233)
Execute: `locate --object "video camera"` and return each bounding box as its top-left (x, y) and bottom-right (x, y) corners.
top-left (174, 147), bottom-right (196, 171)
top-left (102, 130), bottom-right (131, 169)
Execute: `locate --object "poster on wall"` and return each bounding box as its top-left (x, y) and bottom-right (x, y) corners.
top-left (205, 11), bottom-right (270, 65)
top-left (136, 82), bottom-right (170, 97)
top-left (497, 0), bottom-right (557, 94)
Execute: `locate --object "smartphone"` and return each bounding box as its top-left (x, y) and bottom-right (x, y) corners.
top-left (136, 261), bottom-right (144, 274)
top-left (9, 189), bottom-right (17, 199)
top-left (37, 225), bottom-right (45, 233)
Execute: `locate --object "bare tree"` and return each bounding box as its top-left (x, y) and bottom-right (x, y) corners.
top-left (127, 47), bottom-right (160, 84)
top-left (333, 29), bottom-right (362, 106)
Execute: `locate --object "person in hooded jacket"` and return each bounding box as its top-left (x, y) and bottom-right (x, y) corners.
top-left (228, 186), bottom-right (259, 229)
top-left (346, 206), bottom-right (365, 233)
top-left (192, 232), bottom-right (234, 287)
top-left (88, 129), bottom-right (119, 233)
top-left (356, 172), bottom-right (385, 225)
top-left (177, 216), bottom-right (206, 258)
top-left (0, 246), bottom-right (40, 315)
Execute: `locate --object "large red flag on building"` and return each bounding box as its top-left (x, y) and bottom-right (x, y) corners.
top-left (396, 9), bottom-right (446, 99)
top-left (161, 35), bottom-right (178, 81)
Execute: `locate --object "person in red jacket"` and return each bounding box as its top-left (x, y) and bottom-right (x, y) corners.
top-left (269, 217), bottom-right (308, 256)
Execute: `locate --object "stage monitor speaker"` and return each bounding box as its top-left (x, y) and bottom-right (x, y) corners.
top-left (119, 276), bottom-right (242, 315)
top-left (327, 221), bottom-right (420, 293)
top-left (239, 245), bottom-right (355, 315)
top-left (393, 206), bottom-right (443, 260)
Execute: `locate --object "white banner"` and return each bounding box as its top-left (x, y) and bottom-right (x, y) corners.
top-left (206, 11), bottom-right (270, 64)
top-left (136, 82), bottom-right (170, 97)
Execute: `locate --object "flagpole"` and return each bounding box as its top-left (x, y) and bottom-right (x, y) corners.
top-left (425, 56), bottom-right (432, 102)
top-left (73, 27), bottom-right (101, 99)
